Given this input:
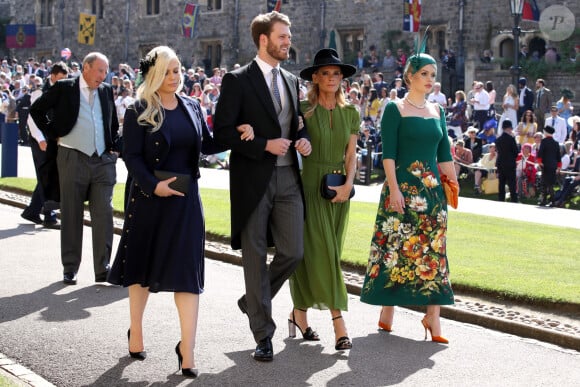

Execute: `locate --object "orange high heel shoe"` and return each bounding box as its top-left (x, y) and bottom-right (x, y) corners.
top-left (421, 316), bottom-right (449, 344)
top-left (377, 308), bottom-right (392, 332)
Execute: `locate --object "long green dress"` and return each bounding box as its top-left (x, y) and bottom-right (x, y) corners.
top-left (360, 102), bottom-right (455, 306)
top-left (289, 102), bottom-right (360, 311)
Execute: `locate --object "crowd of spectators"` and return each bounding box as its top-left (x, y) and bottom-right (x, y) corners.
top-left (2, 52), bottom-right (578, 205)
top-left (445, 75), bottom-right (578, 206)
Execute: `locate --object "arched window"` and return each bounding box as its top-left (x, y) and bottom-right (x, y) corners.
top-left (499, 38), bottom-right (514, 60)
top-left (528, 37), bottom-right (546, 59)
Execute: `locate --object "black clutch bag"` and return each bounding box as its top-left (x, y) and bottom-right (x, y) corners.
top-left (154, 170), bottom-right (191, 195)
top-left (320, 173), bottom-right (355, 200)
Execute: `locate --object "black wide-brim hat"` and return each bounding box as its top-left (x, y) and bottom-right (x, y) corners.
top-left (299, 48), bottom-right (356, 81)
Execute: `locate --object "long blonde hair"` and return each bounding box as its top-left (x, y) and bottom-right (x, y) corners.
top-left (506, 84), bottom-right (518, 100)
top-left (136, 46), bottom-right (183, 132)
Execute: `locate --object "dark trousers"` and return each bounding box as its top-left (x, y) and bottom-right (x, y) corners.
top-left (240, 166), bottom-right (304, 343)
top-left (554, 177), bottom-right (580, 204)
top-left (57, 147), bottom-right (117, 276)
top-left (17, 111), bottom-right (30, 145)
top-left (498, 167), bottom-right (518, 202)
top-left (22, 139), bottom-right (56, 221)
top-left (474, 110), bottom-right (488, 131)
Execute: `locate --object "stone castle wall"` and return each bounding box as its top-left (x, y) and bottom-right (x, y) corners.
top-left (2, 0), bottom-right (578, 97)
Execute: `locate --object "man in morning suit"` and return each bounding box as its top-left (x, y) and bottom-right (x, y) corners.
top-left (30, 52), bottom-right (120, 285)
top-left (20, 62), bottom-right (69, 228)
top-left (536, 125), bottom-right (562, 206)
top-left (213, 11), bottom-right (312, 362)
top-left (495, 119), bottom-right (519, 203)
top-left (534, 78), bottom-right (552, 132)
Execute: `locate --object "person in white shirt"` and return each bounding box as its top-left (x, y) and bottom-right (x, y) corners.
top-left (114, 87), bottom-right (135, 129)
top-left (470, 81), bottom-right (490, 131)
top-left (545, 106), bottom-right (567, 144)
top-left (428, 82), bottom-right (447, 110)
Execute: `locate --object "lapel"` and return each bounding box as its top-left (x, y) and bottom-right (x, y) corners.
top-left (178, 94), bottom-right (202, 138)
top-left (176, 95), bottom-right (202, 156)
top-left (70, 77), bottom-right (82, 116)
top-left (280, 67), bottom-right (297, 115)
top-left (248, 60), bottom-right (280, 122)
top-left (96, 84), bottom-right (108, 125)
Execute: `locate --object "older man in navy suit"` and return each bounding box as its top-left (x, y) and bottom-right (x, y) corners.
top-left (30, 52), bottom-right (120, 285)
top-left (214, 11), bottom-right (311, 362)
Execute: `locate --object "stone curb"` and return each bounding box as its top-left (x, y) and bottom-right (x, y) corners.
top-left (205, 244), bottom-right (580, 352)
top-left (0, 352), bottom-right (55, 387)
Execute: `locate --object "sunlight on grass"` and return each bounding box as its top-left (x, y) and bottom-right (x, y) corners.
top-left (1, 178), bottom-right (577, 304)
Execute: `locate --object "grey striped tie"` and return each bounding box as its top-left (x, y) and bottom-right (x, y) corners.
top-left (271, 68), bottom-right (282, 109)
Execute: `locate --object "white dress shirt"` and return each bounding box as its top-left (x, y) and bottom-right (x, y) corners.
top-left (473, 90), bottom-right (490, 111)
top-left (255, 55), bottom-right (285, 109)
top-left (545, 115), bottom-right (567, 144)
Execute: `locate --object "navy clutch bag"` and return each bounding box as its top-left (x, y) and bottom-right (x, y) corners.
top-left (320, 173), bottom-right (355, 200)
top-left (154, 170), bottom-right (190, 195)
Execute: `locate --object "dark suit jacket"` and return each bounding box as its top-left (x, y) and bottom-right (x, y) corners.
top-left (29, 76), bottom-right (119, 150)
top-left (495, 132), bottom-right (519, 171)
top-left (123, 95), bottom-right (226, 196)
top-left (521, 87), bottom-right (535, 112)
top-left (536, 136), bottom-right (562, 184)
top-left (28, 77), bottom-right (120, 202)
top-left (213, 60), bottom-right (309, 250)
top-left (464, 136), bottom-right (483, 162)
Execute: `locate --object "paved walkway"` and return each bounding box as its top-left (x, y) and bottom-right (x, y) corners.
top-left (1, 203), bottom-right (580, 387)
top-left (1, 145), bottom-right (580, 386)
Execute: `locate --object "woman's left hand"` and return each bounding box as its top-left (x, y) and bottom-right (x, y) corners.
top-left (295, 138), bottom-right (312, 156)
top-left (330, 183), bottom-right (353, 203)
top-left (236, 124), bottom-right (254, 141)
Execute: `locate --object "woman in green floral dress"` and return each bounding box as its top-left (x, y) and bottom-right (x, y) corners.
top-left (360, 48), bottom-right (457, 344)
top-left (288, 49), bottom-right (359, 351)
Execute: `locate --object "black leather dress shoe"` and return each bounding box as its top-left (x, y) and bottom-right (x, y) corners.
top-left (63, 272), bottom-right (77, 285)
top-left (21, 212), bottom-right (43, 225)
top-left (43, 219), bottom-right (60, 229)
top-left (253, 338), bottom-right (273, 362)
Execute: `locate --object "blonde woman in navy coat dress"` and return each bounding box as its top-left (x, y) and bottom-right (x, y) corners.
top-left (108, 46), bottom-right (252, 377)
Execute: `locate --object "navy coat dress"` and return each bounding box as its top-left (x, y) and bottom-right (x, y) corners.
top-left (108, 95), bottom-right (226, 293)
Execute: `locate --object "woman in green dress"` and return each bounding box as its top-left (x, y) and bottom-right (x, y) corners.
top-left (359, 44), bottom-right (457, 344)
top-left (288, 49), bottom-right (359, 350)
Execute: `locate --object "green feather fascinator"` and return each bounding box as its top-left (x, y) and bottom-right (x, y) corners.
top-left (406, 26), bottom-right (436, 74)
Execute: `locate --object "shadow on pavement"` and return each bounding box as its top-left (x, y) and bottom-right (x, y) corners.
top-left (81, 356), bottom-right (197, 387)
top-left (174, 332), bottom-right (446, 386)
top-left (0, 282), bottom-right (126, 323)
top-left (326, 332), bottom-right (446, 386)
top-left (0, 222), bottom-right (51, 240)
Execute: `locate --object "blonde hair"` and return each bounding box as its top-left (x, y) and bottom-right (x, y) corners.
top-left (506, 84), bottom-right (518, 99)
top-left (303, 69), bottom-right (347, 118)
top-left (135, 46), bottom-right (183, 132)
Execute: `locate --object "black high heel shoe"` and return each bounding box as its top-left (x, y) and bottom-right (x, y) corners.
top-left (332, 315), bottom-right (352, 350)
top-left (127, 329), bottom-right (146, 360)
top-left (288, 308), bottom-right (320, 341)
top-left (175, 341), bottom-right (198, 378)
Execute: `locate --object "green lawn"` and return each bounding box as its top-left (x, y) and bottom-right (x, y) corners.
top-left (2, 177), bottom-right (578, 305)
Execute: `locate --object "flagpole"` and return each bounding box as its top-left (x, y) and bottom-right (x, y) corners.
top-left (124, 0), bottom-right (130, 62)
top-left (233, 0), bottom-right (240, 64)
top-left (457, 0), bottom-right (466, 92)
top-left (59, 0), bottom-right (65, 47)
top-left (319, 0), bottom-right (327, 49)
